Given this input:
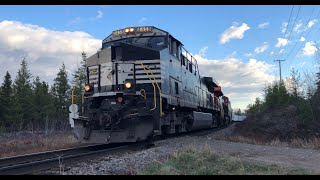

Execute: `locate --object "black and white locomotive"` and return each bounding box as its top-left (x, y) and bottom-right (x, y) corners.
top-left (72, 26), bottom-right (232, 144)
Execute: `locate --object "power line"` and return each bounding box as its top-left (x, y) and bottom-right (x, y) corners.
top-left (284, 7), bottom-right (316, 61)
top-left (263, 5), bottom-right (294, 63)
top-left (283, 5), bottom-right (295, 40)
top-left (276, 6), bottom-right (320, 81)
top-left (275, 5), bottom-right (301, 61)
top-left (290, 9), bottom-right (320, 62)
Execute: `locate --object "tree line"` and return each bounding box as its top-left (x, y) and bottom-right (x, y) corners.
top-left (0, 53), bottom-right (87, 133)
top-left (246, 58), bottom-right (320, 135)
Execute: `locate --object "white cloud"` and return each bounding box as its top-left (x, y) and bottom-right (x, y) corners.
top-left (305, 19), bottom-right (317, 30)
top-left (198, 46), bottom-right (208, 58)
top-left (254, 42), bottom-right (268, 53)
top-left (219, 23), bottom-right (250, 44)
top-left (301, 41), bottom-right (318, 56)
top-left (293, 22), bottom-right (303, 33)
top-left (275, 38), bottom-right (289, 47)
top-left (258, 22), bottom-right (269, 29)
top-left (139, 17), bottom-right (147, 23)
top-left (0, 20), bottom-right (101, 84)
top-left (299, 36), bottom-right (305, 42)
top-left (96, 10), bottom-right (103, 19)
top-left (192, 54), bottom-right (276, 109)
top-left (281, 22), bottom-right (288, 33)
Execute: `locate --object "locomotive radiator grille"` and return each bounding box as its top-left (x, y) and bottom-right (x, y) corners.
top-left (131, 60), bottom-right (162, 84)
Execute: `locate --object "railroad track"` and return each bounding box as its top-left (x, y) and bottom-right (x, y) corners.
top-left (0, 122), bottom-right (236, 175)
top-left (0, 143), bottom-right (144, 175)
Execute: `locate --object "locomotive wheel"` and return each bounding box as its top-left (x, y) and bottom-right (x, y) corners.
top-left (175, 125), bottom-right (182, 134)
top-left (145, 135), bottom-right (155, 148)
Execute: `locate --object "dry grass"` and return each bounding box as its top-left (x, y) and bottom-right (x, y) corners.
top-left (0, 131), bottom-right (80, 158)
top-left (140, 147), bottom-right (309, 175)
top-left (217, 135), bottom-right (320, 150)
top-left (210, 123), bottom-right (320, 150)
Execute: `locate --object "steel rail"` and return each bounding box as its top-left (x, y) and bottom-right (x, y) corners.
top-left (0, 143), bottom-right (131, 175)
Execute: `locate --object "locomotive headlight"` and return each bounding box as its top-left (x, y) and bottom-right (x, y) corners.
top-left (125, 28), bottom-right (130, 33)
top-left (129, 28), bottom-right (134, 32)
top-left (124, 79), bottom-right (134, 92)
top-left (125, 82), bottom-right (132, 89)
top-left (84, 84), bottom-right (92, 92)
top-left (84, 84), bottom-right (94, 96)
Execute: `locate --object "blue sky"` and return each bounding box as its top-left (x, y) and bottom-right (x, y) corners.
top-left (0, 5), bottom-right (319, 110)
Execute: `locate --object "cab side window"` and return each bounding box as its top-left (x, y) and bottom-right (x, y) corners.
top-left (169, 37), bottom-right (180, 60)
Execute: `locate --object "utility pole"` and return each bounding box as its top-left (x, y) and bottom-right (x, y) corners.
top-left (274, 59), bottom-right (285, 83)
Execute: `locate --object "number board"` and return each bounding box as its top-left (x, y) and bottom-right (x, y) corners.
top-left (136, 26), bottom-right (153, 33)
top-left (112, 26), bottom-right (153, 36)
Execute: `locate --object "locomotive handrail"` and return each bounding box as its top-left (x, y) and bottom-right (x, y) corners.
top-left (182, 46), bottom-right (197, 66)
top-left (140, 63), bottom-right (157, 111)
top-left (143, 64), bottom-right (163, 117)
top-left (140, 89), bottom-right (147, 100)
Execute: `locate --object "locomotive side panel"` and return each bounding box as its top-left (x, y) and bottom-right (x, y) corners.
top-left (181, 63), bottom-right (199, 109)
top-left (159, 49), bottom-right (170, 97)
top-left (168, 54), bottom-right (182, 107)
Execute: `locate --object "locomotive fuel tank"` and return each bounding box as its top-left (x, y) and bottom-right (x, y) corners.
top-left (188, 111), bottom-right (213, 131)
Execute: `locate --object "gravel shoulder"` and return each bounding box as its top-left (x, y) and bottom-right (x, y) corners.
top-left (44, 123), bottom-right (320, 175)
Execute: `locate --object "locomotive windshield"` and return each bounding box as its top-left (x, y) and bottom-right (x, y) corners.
top-left (102, 36), bottom-right (166, 50)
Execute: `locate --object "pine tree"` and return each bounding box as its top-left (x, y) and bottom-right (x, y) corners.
top-left (287, 68), bottom-right (301, 100)
top-left (277, 81), bottom-right (290, 106)
top-left (51, 63), bottom-right (71, 130)
top-left (316, 68), bottom-right (320, 97)
top-left (0, 71), bottom-right (13, 130)
top-left (72, 51), bottom-right (87, 111)
top-left (313, 67), bottom-right (320, 119)
top-left (264, 83), bottom-right (273, 109)
top-left (31, 76), bottom-right (54, 130)
top-left (306, 87), bottom-right (313, 101)
top-left (12, 58), bottom-right (33, 130)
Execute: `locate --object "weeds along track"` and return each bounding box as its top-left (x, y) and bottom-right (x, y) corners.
top-left (0, 143), bottom-right (143, 175)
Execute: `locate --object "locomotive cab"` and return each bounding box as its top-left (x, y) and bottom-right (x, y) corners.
top-left (73, 27), bottom-right (168, 143)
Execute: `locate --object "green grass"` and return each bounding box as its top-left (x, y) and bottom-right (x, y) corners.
top-left (139, 149), bottom-right (310, 175)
